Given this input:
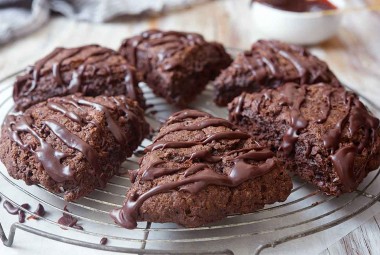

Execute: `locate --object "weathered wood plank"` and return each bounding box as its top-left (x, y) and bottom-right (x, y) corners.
top-left (321, 214), bottom-right (380, 255)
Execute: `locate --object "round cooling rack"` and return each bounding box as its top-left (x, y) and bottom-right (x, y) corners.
top-left (0, 69), bottom-right (380, 255)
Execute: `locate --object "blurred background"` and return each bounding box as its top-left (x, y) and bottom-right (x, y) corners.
top-left (0, 0), bottom-right (379, 107)
top-left (0, 1), bottom-right (380, 254)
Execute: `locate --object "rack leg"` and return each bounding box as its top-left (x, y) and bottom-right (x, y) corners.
top-left (0, 222), bottom-right (16, 247)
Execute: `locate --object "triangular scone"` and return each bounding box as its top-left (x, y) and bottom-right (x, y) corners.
top-left (228, 83), bottom-right (380, 195)
top-left (13, 45), bottom-right (145, 111)
top-left (119, 30), bottom-right (232, 106)
top-left (213, 40), bottom-right (340, 106)
top-left (0, 95), bottom-right (149, 201)
top-left (111, 109), bottom-right (292, 228)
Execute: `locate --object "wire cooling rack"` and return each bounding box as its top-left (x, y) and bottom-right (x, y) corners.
top-left (0, 69), bottom-right (380, 255)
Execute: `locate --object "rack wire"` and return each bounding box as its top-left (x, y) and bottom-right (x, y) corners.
top-left (0, 69), bottom-right (380, 255)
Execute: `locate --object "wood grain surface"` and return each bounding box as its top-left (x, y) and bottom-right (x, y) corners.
top-left (0, 0), bottom-right (379, 254)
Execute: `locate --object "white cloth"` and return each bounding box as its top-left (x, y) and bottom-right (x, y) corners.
top-left (0, 0), bottom-right (211, 44)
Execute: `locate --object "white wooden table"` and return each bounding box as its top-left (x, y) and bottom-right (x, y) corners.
top-left (0, 0), bottom-right (379, 254)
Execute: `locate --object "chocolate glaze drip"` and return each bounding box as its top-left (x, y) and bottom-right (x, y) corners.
top-left (238, 40), bottom-right (336, 89)
top-left (154, 117), bottom-right (236, 141)
top-left (43, 120), bottom-right (100, 174)
top-left (166, 109), bottom-right (212, 125)
top-left (121, 30), bottom-right (206, 70)
top-left (190, 150), bottom-right (222, 163)
top-left (141, 160), bottom-right (185, 181)
top-left (110, 109), bottom-right (276, 229)
top-left (146, 131), bottom-right (251, 152)
top-left (279, 83), bottom-right (308, 155)
top-left (67, 95), bottom-right (127, 144)
top-left (230, 92), bottom-right (246, 123)
top-left (28, 204), bottom-right (46, 220)
top-left (111, 148), bottom-right (275, 229)
top-left (5, 114), bottom-right (74, 182)
top-left (5, 95), bottom-right (135, 184)
top-left (18, 45), bottom-right (138, 102)
top-left (47, 102), bottom-right (84, 123)
top-left (330, 146), bottom-right (357, 191)
top-left (230, 83), bottom-right (379, 191)
top-left (316, 86), bottom-right (332, 123)
top-left (252, 0), bottom-right (337, 13)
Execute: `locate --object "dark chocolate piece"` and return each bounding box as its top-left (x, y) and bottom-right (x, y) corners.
top-left (58, 206), bottom-right (83, 230)
top-left (111, 110), bottom-right (292, 228)
top-left (213, 40), bottom-right (340, 106)
top-left (0, 95), bottom-right (149, 201)
top-left (13, 45), bottom-right (145, 110)
top-left (119, 29), bottom-right (232, 106)
top-left (228, 83), bottom-right (380, 195)
top-left (3, 200), bottom-right (20, 215)
top-left (100, 237), bottom-right (108, 245)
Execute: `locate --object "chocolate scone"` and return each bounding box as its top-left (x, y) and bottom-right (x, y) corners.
top-left (0, 95), bottom-right (149, 201)
top-left (13, 45), bottom-right (145, 111)
top-left (119, 29), bottom-right (232, 106)
top-left (228, 83), bottom-right (380, 195)
top-left (213, 40), bottom-right (340, 106)
top-left (111, 109), bottom-right (292, 228)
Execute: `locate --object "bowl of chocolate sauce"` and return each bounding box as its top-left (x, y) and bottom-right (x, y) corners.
top-left (251, 0), bottom-right (344, 45)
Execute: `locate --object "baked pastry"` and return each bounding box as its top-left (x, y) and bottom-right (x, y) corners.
top-left (119, 29), bottom-right (232, 106)
top-left (213, 40), bottom-right (340, 106)
top-left (228, 83), bottom-right (380, 195)
top-left (111, 109), bottom-right (292, 228)
top-left (13, 45), bottom-right (145, 111)
top-left (0, 95), bottom-right (149, 201)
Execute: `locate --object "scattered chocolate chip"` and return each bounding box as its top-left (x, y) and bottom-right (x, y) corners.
top-left (3, 200), bottom-right (19, 215)
top-left (18, 210), bottom-right (26, 223)
top-left (100, 237), bottom-right (108, 245)
top-left (57, 205), bottom-right (83, 230)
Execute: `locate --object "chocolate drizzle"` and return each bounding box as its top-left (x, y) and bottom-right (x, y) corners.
top-left (230, 83), bottom-right (380, 192)
top-left (120, 30), bottom-right (206, 70)
top-left (147, 131), bottom-right (250, 152)
top-left (4, 95), bottom-right (140, 184)
top-left (279, 83), bottom-right (308, 155)
top-left (154, 117), bottom-right (236, 141)
top-left (253, 40), bottom-right (334, 85)
top-left (5, 114), bottom-right (74, 182)
top-left (43, 119), bottom-right (100, 174)
top-left (110, 109), bottom-right (277, 229)
top-left (14, 45), bottom-right (140, 110)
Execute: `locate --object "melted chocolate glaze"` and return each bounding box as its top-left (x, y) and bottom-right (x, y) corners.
top-left (227, 40), bottom-right (339, 99)
top-left (120, 30), bottom-right (206, 70)
top-left (231, 83), bottom-right (380, 191)
top-left (110, 110), bottom-right (277, 229)
top-left (278, 83), bottom-right (308, 156)
top-left (111, 148), bottom-right (275, 229)
top-left (154, 117), bottom-right (236, 142)
top-left (253, 0), bottom-right (337, 13)
top-left (5, 114), bottom-right (74, 182)
top-left (146, 131), bottom-right (251, 152)
top-left (5, 95), bottom-right (139, 184)
top-left (15, 45), bottom-right (139, 107)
